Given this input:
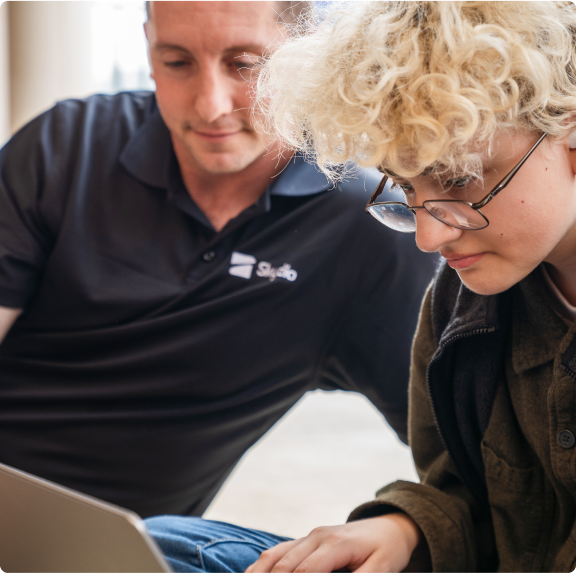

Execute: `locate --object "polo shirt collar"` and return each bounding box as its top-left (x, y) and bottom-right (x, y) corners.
top-left (268, 155), bottom-right (334, 196)
top-left (119, 97), bottom-right (172, 189)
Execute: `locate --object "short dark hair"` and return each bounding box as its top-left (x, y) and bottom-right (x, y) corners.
top-left (145, 1), bottom-right (312, 25)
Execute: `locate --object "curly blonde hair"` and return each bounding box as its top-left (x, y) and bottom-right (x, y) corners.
top-left (257, 1), bottom-right (576, 180)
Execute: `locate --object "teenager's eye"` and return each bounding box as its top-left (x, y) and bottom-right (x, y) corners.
top-left (390, 182), bottom-right (415, 204)
top-left (444, 176), bottom-right (473, 189)
top-left (392, 182), bottom-right (414, 193)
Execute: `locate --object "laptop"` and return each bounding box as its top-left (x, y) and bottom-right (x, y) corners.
top-left (0, 461), bottom-right (172, 572)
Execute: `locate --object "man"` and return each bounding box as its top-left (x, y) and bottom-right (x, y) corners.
top-left (0, 1), bottom-right (435, 520)
top-left (173, 2), bottom-right (576, 573)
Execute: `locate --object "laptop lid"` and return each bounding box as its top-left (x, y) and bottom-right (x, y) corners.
top-left (0, 461), bottom-right (172, 572)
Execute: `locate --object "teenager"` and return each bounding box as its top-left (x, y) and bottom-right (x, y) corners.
top-left (238, 1), bottom-right (576, 571)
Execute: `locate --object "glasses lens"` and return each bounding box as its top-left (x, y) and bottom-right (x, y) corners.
top-left (424, 201), bottom-right (488, 230)
top-left (367, 203), bottom-right (417, 233)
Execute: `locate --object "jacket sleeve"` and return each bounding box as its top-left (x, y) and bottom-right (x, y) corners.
top-left (348, 285), bottom-right (493, 572)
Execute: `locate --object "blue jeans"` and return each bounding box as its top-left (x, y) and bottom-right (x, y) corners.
top-left (145, 516), bottom-right (292, 572)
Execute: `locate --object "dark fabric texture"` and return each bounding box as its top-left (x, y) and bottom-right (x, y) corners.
top-left (0, 91), bottom-right (437, 518)
top-left (350, 263), bottom-right (576, 572)
top-left (429, 271), bottom-right (512, 514)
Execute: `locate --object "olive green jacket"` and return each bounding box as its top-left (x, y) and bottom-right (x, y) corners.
top-left (350, 264), bottom-right (576, 572)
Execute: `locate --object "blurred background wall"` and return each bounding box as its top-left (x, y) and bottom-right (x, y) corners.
top-left (1, 1), bottom-right (152, 145)
top-left (0, 2), bottom-right (11, 144)
top-left (0, 0), bottom-right (417, 538)
top-left (10, 2), bottom-right (90, 134)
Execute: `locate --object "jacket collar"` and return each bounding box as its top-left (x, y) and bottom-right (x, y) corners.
top-left (512, 269), bottom-right (569, 373)
top-left (431, 261), bottom-right (501, 349)
top-left (432, 262), bottom-right (569, 374)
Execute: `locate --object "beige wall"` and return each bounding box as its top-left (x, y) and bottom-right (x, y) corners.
top-left (0, 2), bottom-right (10, 146)
top-left (9, 1), bottom-right (94, 134)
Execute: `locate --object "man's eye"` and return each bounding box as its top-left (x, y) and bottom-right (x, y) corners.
top-left (233, 61), bottom-right (256, 69)
top-left (232, 60), bottom-right (261, 81)
top-left (164, 60), bottom-right (188, 69)
top-left (234, 53), bottom-right (261, 67)
top-left (232, 62), bottom-right (254, 76)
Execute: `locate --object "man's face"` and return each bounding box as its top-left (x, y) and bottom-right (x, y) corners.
top-left (145, 1), bottom-right (281, 175)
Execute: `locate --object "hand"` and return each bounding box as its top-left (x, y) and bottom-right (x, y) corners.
top-left (245, 513), bottom-right (422, 573)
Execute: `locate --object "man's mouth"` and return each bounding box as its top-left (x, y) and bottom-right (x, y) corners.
top-left (192, 129), bottom-right (243, 140)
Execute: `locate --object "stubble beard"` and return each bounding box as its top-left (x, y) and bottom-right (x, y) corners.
top-left (180, 127), bottom-right (265, 175)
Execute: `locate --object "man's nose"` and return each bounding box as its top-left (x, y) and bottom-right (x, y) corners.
top-left (194, 68), bottom-right (234, 124)
top-left (415, 209), bottom-right (463, 253)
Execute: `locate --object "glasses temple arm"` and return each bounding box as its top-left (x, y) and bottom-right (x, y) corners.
top-left (476, 133), bottom-right (547, 208)
top-left (368, 175), bottom-right (389, 204)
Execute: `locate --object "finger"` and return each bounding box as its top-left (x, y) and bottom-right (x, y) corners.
top-left (285, 525), bottom-right (401, 573)
top-left (267, 524), bottom-right (371, 573)
top-left (285, 543), bottom-right (355, 573)
top-left (246, 539), bottom-right (302, 573)
top-left (271, 527), bottom-right (356, 573)
top-left (353, 551), bottom-right (406, 573)
top-left (251, 532), bottom-right (331, 573)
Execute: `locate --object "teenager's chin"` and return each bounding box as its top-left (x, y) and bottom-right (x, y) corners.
top-left (456, 270), bottom-right (516, 296)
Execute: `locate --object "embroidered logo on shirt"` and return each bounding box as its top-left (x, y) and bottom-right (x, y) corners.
top-left (229, 252), bottom-right (298, 282)
top-left (229, 252), bottom-right (257, 279)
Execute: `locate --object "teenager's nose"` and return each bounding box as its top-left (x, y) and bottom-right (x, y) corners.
top-left (194, 68), bottom-right (234, 124)
top-left (415, 209), bottom-right (463, 253)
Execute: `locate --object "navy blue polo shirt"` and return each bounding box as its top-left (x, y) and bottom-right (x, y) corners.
top-left (0, 92), bottom-right (436, 517)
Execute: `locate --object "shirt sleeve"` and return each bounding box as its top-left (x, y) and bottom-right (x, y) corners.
top-left (0, 106), bottom-right (70, 308)
top-left (318, 227), bottom-right (438, 444)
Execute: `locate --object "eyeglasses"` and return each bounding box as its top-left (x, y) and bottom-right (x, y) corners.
top-left (365, 133), bottom-right (547, 233)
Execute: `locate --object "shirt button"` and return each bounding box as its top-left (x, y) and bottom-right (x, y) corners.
top-left (558, 430), bottom-right (575, 449)
top-left (202, 250), bottom-right (216, 262)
